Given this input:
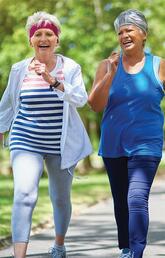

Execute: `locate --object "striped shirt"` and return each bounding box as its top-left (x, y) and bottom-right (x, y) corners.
top-left (10, 59), bottom-right (64, 155)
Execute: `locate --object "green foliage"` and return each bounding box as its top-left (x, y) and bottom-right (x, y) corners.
top-left (1, 0), bottom-right (165, 88)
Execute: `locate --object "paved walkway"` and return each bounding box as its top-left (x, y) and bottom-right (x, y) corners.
top-left (0, 178), bottom-right (165, 258)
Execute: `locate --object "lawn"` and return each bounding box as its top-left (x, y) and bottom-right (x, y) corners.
top-left (0, 170), bottom-right (110, 240)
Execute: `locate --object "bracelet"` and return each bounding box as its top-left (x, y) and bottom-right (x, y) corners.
top-left (50, 80), bottom-right (61, 91)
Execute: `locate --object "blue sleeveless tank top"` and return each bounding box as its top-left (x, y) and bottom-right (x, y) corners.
top-left (99, 53), bottom-right (164, 158)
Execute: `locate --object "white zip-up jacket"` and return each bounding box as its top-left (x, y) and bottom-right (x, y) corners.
top-left (0, 54), bottom-right (92, 169)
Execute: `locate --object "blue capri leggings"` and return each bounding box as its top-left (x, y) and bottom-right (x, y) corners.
top-left (10, 150), bottom-right (75, 243)
top-left (103, 155), bottom-right (160, 258)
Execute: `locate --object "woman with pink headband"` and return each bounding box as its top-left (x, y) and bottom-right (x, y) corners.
top-left (0, 11), bottom-right (92, 258)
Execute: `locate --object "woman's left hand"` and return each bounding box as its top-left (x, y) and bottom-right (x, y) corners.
top-left (33, 60), bottom-right (54, 84)
top-left (32, 60), bottom-right (64, 91)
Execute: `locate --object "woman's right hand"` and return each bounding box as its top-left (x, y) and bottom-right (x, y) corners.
top-left (88, 52), bottom-right (120, 112)
top-left (106, 52), bottom-right (120, 75)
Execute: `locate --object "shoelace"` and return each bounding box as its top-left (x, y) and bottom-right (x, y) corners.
top-left (49, 247), bottom-right (66, 258)
top-left (119, 251), bottom-right (133, 258)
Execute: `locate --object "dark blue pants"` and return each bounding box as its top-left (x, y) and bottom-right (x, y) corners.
top-left (103, 155), bottom-right (160, 258)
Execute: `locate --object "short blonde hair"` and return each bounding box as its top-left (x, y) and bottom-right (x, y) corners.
top-left (26, 11), bottom-right (61, 36)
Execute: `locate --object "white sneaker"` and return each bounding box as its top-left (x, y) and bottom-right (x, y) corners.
top-left (119, 249), bottom-right (133, 258)
top-left (49, 246), bottom-right (67, 258)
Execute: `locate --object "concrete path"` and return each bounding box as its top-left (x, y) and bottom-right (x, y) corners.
top-left (0, 178), bottom-right (165, 258)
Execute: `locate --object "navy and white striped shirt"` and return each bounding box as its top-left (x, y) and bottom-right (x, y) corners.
top-left (10, 65), bottom-right (64, 155)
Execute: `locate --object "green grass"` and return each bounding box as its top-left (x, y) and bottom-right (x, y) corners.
top-left (0, 170), bottom-right (110, 239)
top-left (72, 171), bottom-right (110, 207)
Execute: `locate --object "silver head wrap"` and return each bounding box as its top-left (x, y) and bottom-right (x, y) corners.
top-left (114, 9), bottom-right (148, 34)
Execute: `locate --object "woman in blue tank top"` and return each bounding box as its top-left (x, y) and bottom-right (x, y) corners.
top-left (89, 9), bottom-right (165, 258)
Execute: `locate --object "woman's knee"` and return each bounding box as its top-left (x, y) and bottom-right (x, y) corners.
top-left (14, 190), bottom-right (38, 208)
top-left (52, 195), bottom-right (71, 209)
top-left (128, 190), bottom-right (148, 211)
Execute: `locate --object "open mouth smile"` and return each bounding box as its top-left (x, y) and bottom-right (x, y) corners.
top-left (38, 45), bottom-right (50, 48)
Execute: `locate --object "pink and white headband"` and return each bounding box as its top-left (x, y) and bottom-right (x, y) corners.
top-left (29, 21), bottom-right (61, 38)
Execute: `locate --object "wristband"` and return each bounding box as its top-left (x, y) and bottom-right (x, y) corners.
top-left (50, 80), bottom-right (61, 91)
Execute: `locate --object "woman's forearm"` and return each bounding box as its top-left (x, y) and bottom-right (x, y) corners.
top-left (88, 72), bottom-right (114, 112)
